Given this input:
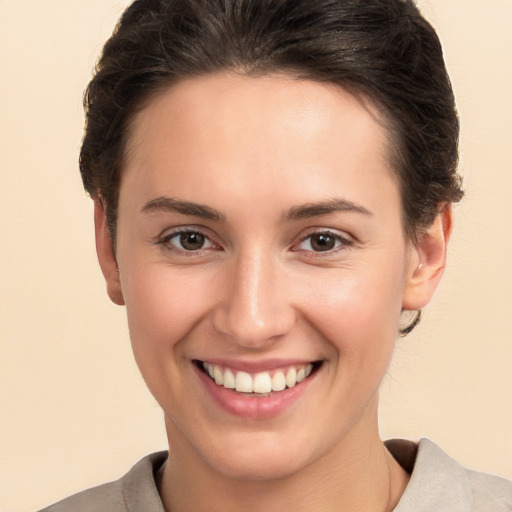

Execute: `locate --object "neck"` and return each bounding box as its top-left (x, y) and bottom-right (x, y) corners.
top-left (159, 400), bottom-right (409, 512)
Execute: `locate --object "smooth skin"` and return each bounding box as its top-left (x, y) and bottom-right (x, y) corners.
top-left (95, 73), bottom-right (451, 511)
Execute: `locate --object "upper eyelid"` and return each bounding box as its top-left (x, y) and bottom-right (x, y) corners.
top-left (297, 228), bottom-right (353, 243)
top-left (292, 229), bottom-right (354, 252)
top-left (154, 226), bottom-right (353, 249)
top-left (163, 229), bottom-right (210, 241)
top-left (158, 225), bottom-right (212, 240)
top-left (155, 229), bottom-right (219, 256)
top-left (155, 226), bottom-right (216, 248)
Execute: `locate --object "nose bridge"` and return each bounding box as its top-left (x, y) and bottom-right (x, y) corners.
top-left (212, 245), bottom-right (294, 347)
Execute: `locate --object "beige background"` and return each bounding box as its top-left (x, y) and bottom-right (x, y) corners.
top-left (1, 1), bottom-right (511, 510)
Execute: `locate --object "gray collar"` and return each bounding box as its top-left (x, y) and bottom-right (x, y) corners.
top-left (388, 438), bottom-right (469, 512)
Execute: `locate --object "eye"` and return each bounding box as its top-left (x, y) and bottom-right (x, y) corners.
top-left (296, 231), bottom-right (351, 253)
top-left (160, 230), bottom-right (215, 252)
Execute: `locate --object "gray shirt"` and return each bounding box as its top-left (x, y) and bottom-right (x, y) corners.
top-left (39, 438), bottom-right (512, 511)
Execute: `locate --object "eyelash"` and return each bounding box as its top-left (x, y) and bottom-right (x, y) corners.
top-left (155, 228), bottom-right (353, 256)
top-left (156, 228), bottom-right (217, 254)
top-left (293, 230), bottom-right (353, 255)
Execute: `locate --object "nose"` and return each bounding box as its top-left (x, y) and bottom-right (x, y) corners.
top-left (211, 249), bottom-right (295, 349)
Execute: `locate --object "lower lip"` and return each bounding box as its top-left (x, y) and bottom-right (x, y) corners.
top-left (194, 364), bottom-right (314, 420)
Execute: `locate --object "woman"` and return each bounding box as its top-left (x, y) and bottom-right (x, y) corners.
top-left (39, 0), bottom-right (511, 510)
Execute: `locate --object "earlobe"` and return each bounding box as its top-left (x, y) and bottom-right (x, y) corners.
top-left (402, 205), bottom-right (453, 311)
top-left (94, 200), bottom-right (125, 306)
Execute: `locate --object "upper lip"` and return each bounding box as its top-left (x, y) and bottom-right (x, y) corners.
top-left (194, 358), bottom-right (321, 373)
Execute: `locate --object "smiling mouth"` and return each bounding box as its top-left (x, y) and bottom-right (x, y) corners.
top-left (196, 361), bottom-right (322, 395)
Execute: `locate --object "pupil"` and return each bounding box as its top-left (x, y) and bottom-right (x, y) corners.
top-left (180, 232), bottom-right (205, 250)
top-left (312, 233), bottom-right (335, 251)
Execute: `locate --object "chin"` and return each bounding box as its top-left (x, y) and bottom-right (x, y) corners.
top-left (210, 450), bottom-right (305, 482)
top-left (198, 429), bottom-right (319, 482)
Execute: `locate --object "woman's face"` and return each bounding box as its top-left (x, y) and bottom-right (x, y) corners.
top-left (101, 73), bottom-right (438, 480)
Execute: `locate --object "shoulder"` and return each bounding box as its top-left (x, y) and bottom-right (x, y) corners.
top-left (38, 451), bottom-right (168, 512)
top-left (387, 438), bottom-right (512, 512)
top-left (465, 465), bottom-right (512, 511)
top-left (37, 481), bottom-right (122, 512)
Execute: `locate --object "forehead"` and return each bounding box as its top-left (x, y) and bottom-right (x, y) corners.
top-left (127, 72), bottom-right (391, 159)
top-left (120, 72), bottom-right (399, 217)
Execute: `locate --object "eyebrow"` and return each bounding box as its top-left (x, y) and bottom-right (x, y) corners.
top-left (284, 198), bottom-right (372, 221)
top-left (141, 196), bottom-right (371, 222)
top-left (141, 197), bottom-right (224, 221)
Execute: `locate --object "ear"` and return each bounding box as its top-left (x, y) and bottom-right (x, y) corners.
top-left (402, 205), bottom-right (453, 311)
top-left (94, 200), bottom-right (125, 306)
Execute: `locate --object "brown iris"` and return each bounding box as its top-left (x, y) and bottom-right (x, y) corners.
top-left (180, 232), bottom-right (206, 250)
top-left (309, 233), bottom-right (336, 251)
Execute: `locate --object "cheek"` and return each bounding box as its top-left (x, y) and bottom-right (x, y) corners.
top-left (298, 262), bottom-right (405, 370)
top-left (120, 265), bottom-right (211, 359)
top-left (118, 265), bottom-right (218, 414)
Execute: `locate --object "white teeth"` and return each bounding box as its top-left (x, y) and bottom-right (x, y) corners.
top-left (253, 372), bottom-right (272, 393)
top-left (235, 371), bottom-right (253, 393)
top-left (223, 369), bottom-right (235, 389)
top-left (214, 366), bottom-right (224, 385)
top-left (202, 362), bottom-right (316, 394)
top-left (285, 367), bottom-right (297, 388)
top-left (271, 371), bottom-right (286, 392)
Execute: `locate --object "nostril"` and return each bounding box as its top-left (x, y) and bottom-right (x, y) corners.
top-left (211, 304), bottom-right (296, 348)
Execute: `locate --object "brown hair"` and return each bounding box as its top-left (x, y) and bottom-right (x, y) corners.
top-left (80, 0), bottom-right (464, 333)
